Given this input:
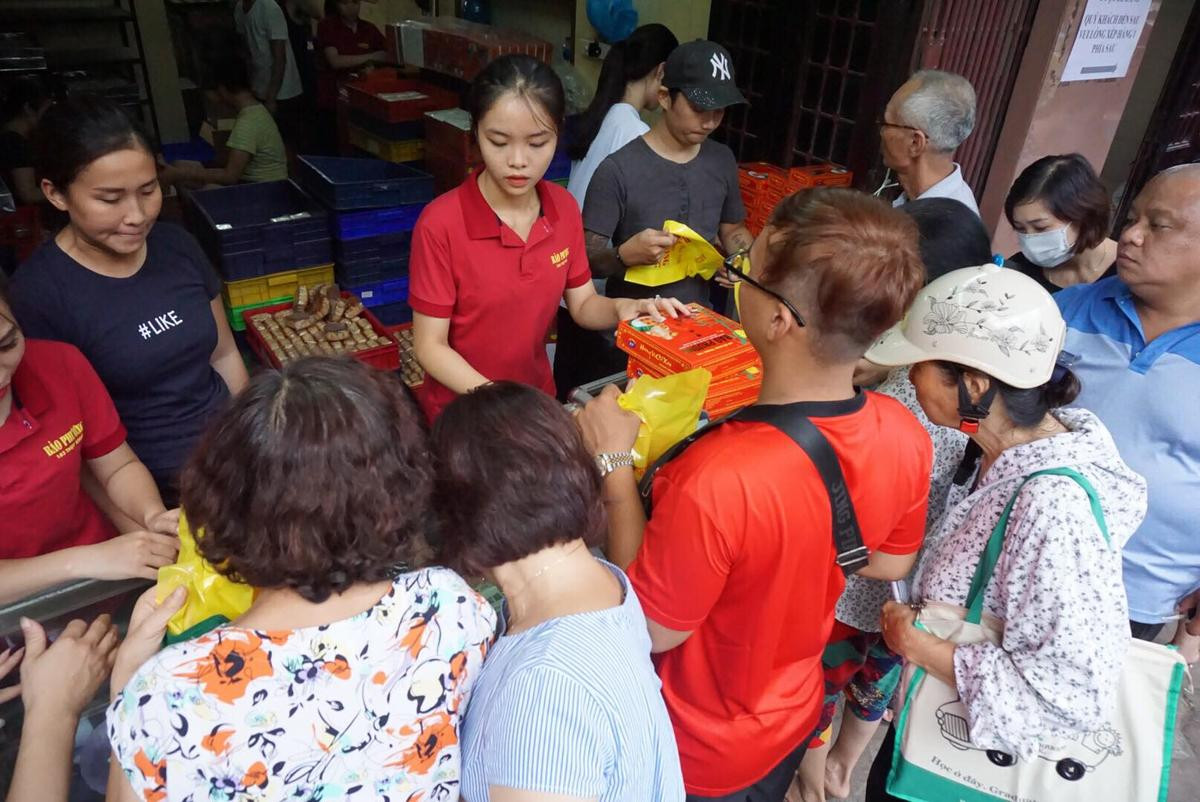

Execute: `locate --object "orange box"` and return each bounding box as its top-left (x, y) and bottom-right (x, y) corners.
top-left (618, 304), bottom-right (759, 379)
top-left (627, 354), bottom-right (762, 417)
top-left (787, 164), bottom-right (853, 190)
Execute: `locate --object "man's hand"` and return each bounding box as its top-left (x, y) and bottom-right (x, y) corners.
top-left (577, 385), bottom-right (641, 456)
top-left (618, 229), bottom-right (677, 266)
top-left (20, 615), bottom-right (119, 718)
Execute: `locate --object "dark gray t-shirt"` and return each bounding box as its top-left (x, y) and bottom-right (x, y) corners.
top-left (582, 136), bottom-right (746, 305)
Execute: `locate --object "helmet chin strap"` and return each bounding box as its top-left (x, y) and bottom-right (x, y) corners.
top-left (956, 374), bottom-right (998, 434)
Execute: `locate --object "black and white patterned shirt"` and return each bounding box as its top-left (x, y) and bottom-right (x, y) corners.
top-left (915, 407), bottom-right (1147, 759)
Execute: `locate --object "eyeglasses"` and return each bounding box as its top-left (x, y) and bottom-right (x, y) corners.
top-left (724, 249), bottom-right (806, 327)
top-left (877, 118), bottom-right (923, 135)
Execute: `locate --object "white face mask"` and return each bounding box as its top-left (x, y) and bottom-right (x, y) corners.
top-left (1017, 226), bottom-right (1074, 268)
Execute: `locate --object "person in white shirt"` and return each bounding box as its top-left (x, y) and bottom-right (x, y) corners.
top-left (556, 23), bottom-right (677, 396)
top-left (233, 0), bottom-right (303, 143)
top-left (879, 70), bottom-right (979, 215)
top-left (565, 24), bottom-right (678, 208)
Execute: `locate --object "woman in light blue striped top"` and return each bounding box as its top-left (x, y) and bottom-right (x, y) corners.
top-left (431, 381), bottom-right (685, 802)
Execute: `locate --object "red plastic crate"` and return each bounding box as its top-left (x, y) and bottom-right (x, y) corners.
top-left (345, 70), bottom-right (459, 124)
top-left (243, 292), bottom-right (401, 371)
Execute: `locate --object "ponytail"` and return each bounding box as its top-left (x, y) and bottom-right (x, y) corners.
top-left (565, 23), bottom-right (678, 161)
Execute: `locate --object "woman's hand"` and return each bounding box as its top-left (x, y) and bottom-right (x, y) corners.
top-left (881, 600), bottom-right (921, 657)
top-left (612, 295), bottom-right (691, 322)
top-left (80, 531), bottom-right (180, 582)
top-left (0, 645), bottom-right (25, 704)
top-left (576, 384), bottom-right (641, 456)
top-left (110, 586), bottom-right (187, 700)
top-left (144, 507), bottom-right (181, 536)
top-left (19, 615), bottom-right (119, 718)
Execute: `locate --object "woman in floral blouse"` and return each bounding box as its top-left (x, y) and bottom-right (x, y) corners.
top-left (862, 263), bottom-right (1146, 800)
top-left (105, 358), bottom-right (496, 802)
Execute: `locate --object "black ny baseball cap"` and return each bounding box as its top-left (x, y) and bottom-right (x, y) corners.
top-left (662, 40), bottom-right (748, 110)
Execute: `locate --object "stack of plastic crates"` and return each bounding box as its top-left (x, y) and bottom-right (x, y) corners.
top-left (341, 69), bottom-right (459, 164)
top-left (182, 180), bottom-right (334, 339)
top-left (296, 155), bottom-right (436, 327)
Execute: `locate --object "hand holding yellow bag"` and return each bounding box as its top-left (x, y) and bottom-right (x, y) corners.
top-left (623, 220), bottom-right (725, 288)
top-left (156, 512), bottom-right (254, 642)
top-left (617, 369), bottom-right (711, 477)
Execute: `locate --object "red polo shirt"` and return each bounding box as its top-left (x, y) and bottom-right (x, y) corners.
top-left (1, 339), bottom-right (126, 559)
top-left (628, 392), bottom-right (932, 794)
top-left (409, 174), bottom-right (591, 421)
top-left (315, 16), bottom-right (387, 108)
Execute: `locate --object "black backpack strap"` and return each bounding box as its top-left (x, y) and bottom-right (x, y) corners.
top-left (636, 404), bottom-right (869, 576)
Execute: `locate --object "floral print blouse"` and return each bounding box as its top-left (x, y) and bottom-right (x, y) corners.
top-left (914, 408), bottom-right (1147, 760)
top-left (107, 567), bottom-right (496, 801)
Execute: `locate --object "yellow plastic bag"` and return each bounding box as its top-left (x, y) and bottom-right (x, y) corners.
top-left (618, 369), bottom-right (711, 476)
top-left (623, 220), bottom-right (725, 288)
top-left (156, 512), bottom-right (255, 637)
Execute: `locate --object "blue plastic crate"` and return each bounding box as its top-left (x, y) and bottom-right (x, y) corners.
top-left (344, 275), bottom-right (409, 308)
top-left (347, 109), bottom-right (424, 143)
top-left (296, 155), bottom-right (434, 211)
top-left (371, 301), bottom-right (413, 326)
top-left (336, 253), bottom-right (410, 286)
top-left (332, 203), bottom-right (425, 240)
top-left (183, 181), bottom-right (332, 281)
top-left (334, 230), bottom-right (411, 261)
top-left (162, 138), bottom-right (215, 165)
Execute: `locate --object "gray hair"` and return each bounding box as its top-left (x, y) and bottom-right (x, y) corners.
top-left (898, 70), bottom-right (976, 153)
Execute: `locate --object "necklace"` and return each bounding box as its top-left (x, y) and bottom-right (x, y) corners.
top-left (502, 541), bottom-right (586, 627)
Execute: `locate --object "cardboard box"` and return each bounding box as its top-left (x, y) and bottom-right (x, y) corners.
top-left (389, 18), bottom-right (551, 82)
top-left (627, 356), bottom-right (762, 418)
top-left (618, 304), bottom-right (759, 379)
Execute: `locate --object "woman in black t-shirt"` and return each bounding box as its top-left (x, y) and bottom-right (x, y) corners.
top-left (1003, 153), bottom-right (1117, 294)
top-left (9, 95), bottom-right (248, 503)
top-left (0, 75), bottom-right (52, 207)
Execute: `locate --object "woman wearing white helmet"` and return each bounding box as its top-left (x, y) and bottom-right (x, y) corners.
top-left (860, 263), bottom-right (1147, 801)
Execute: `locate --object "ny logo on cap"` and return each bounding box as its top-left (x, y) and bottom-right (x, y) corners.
top-left (710, 51), bottom-right (731, 81)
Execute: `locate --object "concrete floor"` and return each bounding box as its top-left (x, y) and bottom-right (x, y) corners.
top-left (813, 662), bottom-right (1200, 801)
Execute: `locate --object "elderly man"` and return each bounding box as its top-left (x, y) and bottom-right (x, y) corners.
top-left (1056, 164), bottom-right (1200, 659)
top-left (879, 70), bottom-right (978, 215)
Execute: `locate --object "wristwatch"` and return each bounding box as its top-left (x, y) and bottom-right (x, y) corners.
top-left (595, 451), bottom-right (635, 477)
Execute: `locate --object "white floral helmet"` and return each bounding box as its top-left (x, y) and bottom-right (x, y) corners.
top-left (865, 263), bottom-right (1066, 389)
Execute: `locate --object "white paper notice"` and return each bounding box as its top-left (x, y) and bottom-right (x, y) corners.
top-left (1061, 0), bottom-right (1152, 82)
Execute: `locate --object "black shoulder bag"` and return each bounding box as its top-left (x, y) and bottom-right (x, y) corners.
top-left (636, 404), bottom-right (870, 576)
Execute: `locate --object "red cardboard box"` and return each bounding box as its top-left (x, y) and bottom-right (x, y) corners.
top-left (618, 304), bottom-right (759, 380)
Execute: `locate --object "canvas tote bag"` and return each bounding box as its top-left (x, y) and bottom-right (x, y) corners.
top-left (887, 467), bottom-right (1189, 802)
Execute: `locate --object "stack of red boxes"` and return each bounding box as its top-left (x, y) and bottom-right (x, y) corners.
top-left (739, 162), bottom-right (854, 234)
top-left (618, 303), bottom-right (763, 419)
top-left (423, 108), bottom-right (480, 194)
top-left (338, 69), bottom-right (459, 161)
top-left (388, 19), bottom-right (552, 82)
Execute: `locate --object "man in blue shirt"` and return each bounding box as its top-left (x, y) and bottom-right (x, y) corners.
top-left (1056, 164), bottom-right (1200, 660)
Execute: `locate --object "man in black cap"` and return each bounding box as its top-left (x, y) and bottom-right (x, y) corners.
top-left (560, 40), bottom-right (753, 386)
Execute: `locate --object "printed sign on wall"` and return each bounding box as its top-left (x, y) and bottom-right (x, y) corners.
top-left (1061, 0), bottom-right (1153, 83)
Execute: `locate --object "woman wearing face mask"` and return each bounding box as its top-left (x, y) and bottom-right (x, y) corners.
top-left (1004, 153), bottom-right (1116, 293)
top-left (9, 95), bottom-right (248, 505)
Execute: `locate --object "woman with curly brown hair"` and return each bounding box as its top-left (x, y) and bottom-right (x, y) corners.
top-left (104, 358), bottom-right (496, 802)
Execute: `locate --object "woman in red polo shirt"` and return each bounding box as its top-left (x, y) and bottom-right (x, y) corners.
top-left (0, 278), bottom-right (179, 605)
top-left (315, 0), bottom-right (387, 111)
top-left (409, 55), bottom-right (686, 420)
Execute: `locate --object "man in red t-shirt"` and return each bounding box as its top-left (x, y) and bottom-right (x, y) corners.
top-left (579, 188), bottom-right (932, 800)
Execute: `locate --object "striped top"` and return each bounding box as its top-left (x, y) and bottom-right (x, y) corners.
top-left (460, 561), bottom-right (684, 801)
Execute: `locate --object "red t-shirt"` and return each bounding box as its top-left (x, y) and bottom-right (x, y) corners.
top-left (1, 339), bottom-right (126, 558)
top-left (315, 16), bottom-right (387, 108)
top-left (627, 392), bottom-right (932, 795)
top-left (408, 175), bottom-right (591, 421)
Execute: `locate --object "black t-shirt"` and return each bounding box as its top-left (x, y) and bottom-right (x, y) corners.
top-left (583, 136), bottom-right (746, 304)
top-left (10, 223), bottom-right (229, 489)
top-left (1005, 251), bottom-right (1117, 294)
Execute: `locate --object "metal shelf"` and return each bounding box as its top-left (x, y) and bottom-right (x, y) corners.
top-left (46, 46), bottom-right (141, 68)
top-left (2, 3), bottom-right (133, 22)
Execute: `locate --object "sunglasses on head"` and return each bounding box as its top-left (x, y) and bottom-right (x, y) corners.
top-left (724, 249), bottom-right (806, 327)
